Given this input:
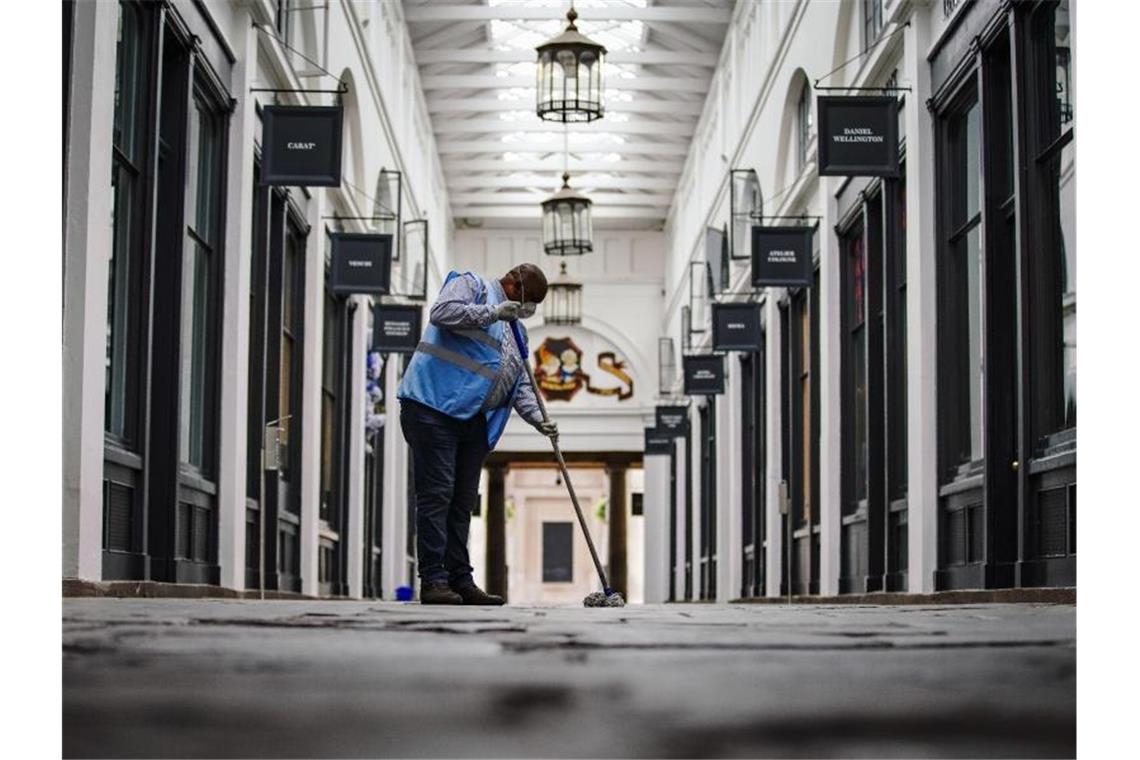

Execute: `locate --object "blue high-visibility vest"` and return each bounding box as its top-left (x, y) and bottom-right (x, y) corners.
top-left (396, 271), bottom-right (526, 449)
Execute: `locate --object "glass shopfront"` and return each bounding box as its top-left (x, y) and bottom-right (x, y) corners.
top-left (932, 0), bottom-right (1075, 589)
top-left (781, 266), bottom-right (820, 596)
top-left (102, 1), bottom-right (232, 583)
top-left (738, 333), bottom-right (767, 599)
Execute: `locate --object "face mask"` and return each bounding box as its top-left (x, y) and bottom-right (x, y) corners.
top-left (514, 272), bottom-right (538, 319)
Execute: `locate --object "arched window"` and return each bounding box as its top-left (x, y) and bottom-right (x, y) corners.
top-left (797, 80), bottom-right (813, 172)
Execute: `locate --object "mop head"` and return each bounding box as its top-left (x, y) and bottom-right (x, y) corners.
top-left (583, 590), bottom-right (626, 608)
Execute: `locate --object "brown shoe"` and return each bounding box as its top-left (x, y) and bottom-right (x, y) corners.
top-left (420, 581), bottom-right (463, 605)
top-left (454, 583), bottom-right (505, 606)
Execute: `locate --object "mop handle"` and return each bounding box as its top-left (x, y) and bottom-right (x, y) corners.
top-left (510, 323), bottom-right (612, 593)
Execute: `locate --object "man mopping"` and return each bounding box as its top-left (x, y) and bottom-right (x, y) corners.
top-left (397, 263), bottom-right (556, 605)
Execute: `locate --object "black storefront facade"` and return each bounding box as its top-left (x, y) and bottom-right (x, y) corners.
top-left (96, 0), bottom-right (368, 594)
top-left (929, 0), bottom-right (1075, 590)
top-left (101, 1), bottom-right (234, 584)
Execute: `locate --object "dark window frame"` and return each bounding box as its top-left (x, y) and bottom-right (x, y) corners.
top-left (935, 79), bottom-right (985, 483)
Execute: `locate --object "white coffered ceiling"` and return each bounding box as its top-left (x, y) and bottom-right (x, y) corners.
top-left (401, 0), bottom-right (733, 227)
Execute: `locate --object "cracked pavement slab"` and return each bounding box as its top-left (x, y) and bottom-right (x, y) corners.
top-left (63, 600), bottom-right (1075, 758)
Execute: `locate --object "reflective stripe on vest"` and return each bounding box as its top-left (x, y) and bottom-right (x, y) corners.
top-left (414, 341), bottom-right (497, 381)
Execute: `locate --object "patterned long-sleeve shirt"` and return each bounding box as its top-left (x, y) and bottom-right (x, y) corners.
top-left (428, 275), bottom-right (544, 427)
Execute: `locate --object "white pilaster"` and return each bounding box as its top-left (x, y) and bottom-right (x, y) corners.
top-left (818, 181), bottom-right (843, 596)
top-left (904, 7), bottom-right (939, 593)
top-left (216, 24), bottom-right (258, 591)
top-left (62, 0), bottom-right (118, 580)
top-left (345, 296), bottom-right (369, 598)
top-left (673, 434), bottom-right (688, 599)
top-left (764, 295), bottom-right (784, 597)
top-left (299, 194), bottom-right (325, 596)
top-left (381, 358), bottom-right (409, 599)
top-left (642, 452), bottom-right (671, 603)
top-left (718, 359), bottom-right (742, 602)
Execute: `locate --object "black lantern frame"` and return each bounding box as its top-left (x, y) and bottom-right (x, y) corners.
top-left (541, 172), bottom-right (594, 256)
top-left (545, 261), bottom-right (583, 325)
top-left (535, 6), bottom-right (607, 123)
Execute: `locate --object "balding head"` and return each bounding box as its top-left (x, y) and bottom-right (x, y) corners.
top-left (501, 263), bottom-right (548, 303)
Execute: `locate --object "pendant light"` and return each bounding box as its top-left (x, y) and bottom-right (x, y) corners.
top-left (541, 171), bottom-right (594, 256)
top-left (535, 4), bottom-right (607, 123)
top-left (545, 261), bottom-right (583, 326)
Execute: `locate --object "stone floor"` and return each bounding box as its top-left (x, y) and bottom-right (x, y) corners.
top-left (63, 599), bottom-right (1075, 758)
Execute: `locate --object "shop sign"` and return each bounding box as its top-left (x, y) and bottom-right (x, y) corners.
top-left (816, 95), bottom-right (900, 177)
top-left (751, 226), bottom-right (813, 287)
top-left (371, 304), bottom-right (421, 354)
top-left (644, 427), bottom-right (673, 455)
top-left (655, 405), bottom-right (689, 438)
top-left (261, 105), bottom-right (344, 186)
top-left (712, 302), bottom-right (763, 351)
top-left (682, 355), bottom-right (725, 395)
top-left (330, 232), bottom-right (393, 296)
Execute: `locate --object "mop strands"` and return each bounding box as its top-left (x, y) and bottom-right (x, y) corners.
top-left (584, 590), bottom-right (626, 608)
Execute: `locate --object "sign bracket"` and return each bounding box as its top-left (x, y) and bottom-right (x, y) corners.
top-left (813, 85), bottom-right (911, 93)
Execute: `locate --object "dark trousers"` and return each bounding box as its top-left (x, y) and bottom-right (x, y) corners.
top-left (399, 399), bottom-right (490, 587)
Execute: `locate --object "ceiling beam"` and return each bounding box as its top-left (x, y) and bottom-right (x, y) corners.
top-left (435, 140), bottom-right (692, 156)
top-left (451, 205), bottom-right (671, 220)
top-left (431, 119), bottom-right (694, 137)
top-left (449, 191), bottom-right (676, 205)
top-left (403, 6), bottom-right (731, 23)
top-left (426, 97), bottom-right (704, 116)
top-left (411, 49), bottom-right (719, 66)
top-left (446, 175), bottom-right (681, 192)
top-left (419, 75), bottom-right (713, 92)
top-left (443, 158), bottom-right (682, 173)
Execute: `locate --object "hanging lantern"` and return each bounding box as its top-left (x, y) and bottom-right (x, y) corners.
top-left (541, 172), bottom-right (594, 256)
top-left (535, 6), bottom-right (607, 123)
top-left (545, 262), bottom-right (583, 326)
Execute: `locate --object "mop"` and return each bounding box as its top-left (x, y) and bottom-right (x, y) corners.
top-left (510, 322), bottom-right (626, 608)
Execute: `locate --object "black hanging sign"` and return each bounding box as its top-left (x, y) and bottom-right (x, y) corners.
top-left (816, 95), bottom-right (899, 177)
top-left (655, 405), bottom-right (689, 438)
top-left (712, 302), bottom-right (763, 351)
top-left (683, 355), bottom-right (725, 395)
top-left (644, 427), bottom-right (673, 455)
top-left (751, 225), bottom-right (813, 287)
top-left (372, 304), bottom-right (422, 354)
top-left (330, 232), bottom-right (393, 295)
top-left (261, 105), bottom-right (344, 186)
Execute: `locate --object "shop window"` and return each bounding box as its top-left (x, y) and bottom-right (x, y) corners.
top-left (178, 92), bottom-right (225, 477)
top-left (320, 287), bottom-right (341, 525)
top-left (863, 0), bottom-right (884, 50)
top-left (886, 175), bottom-right (908, 503)
top-left (279, 223), bottom-right (304, 484)
top-left (796, 80), bottom-right (812, 173)
top-left (1026, 0), bottom-right (1076, 448)
top-left (843, 225), bottom-right (868, 513)
top-left (937, 87), bottom-right (984, 475)
top-left (106, 0), bottom-right (149, 447)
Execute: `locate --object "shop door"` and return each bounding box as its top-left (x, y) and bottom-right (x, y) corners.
top-left (739, 349), bottom-right (766, 598)
top-left (781, 273), bottom-right (820, 596)
top-left (668, 438), bottom-right (677, 601)
top-left (698, 400), bottom-right (717, 600)
top-left (246, 177), bottom-right (307, 593)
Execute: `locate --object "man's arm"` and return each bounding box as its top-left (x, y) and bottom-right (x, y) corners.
top-left (429, 274), bottom-right (498, 329)
top-left (512, 367), bottom-right (546, 428)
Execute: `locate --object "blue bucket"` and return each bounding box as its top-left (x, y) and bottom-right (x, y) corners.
top-left (395, 585), bottom-right (414, 602)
